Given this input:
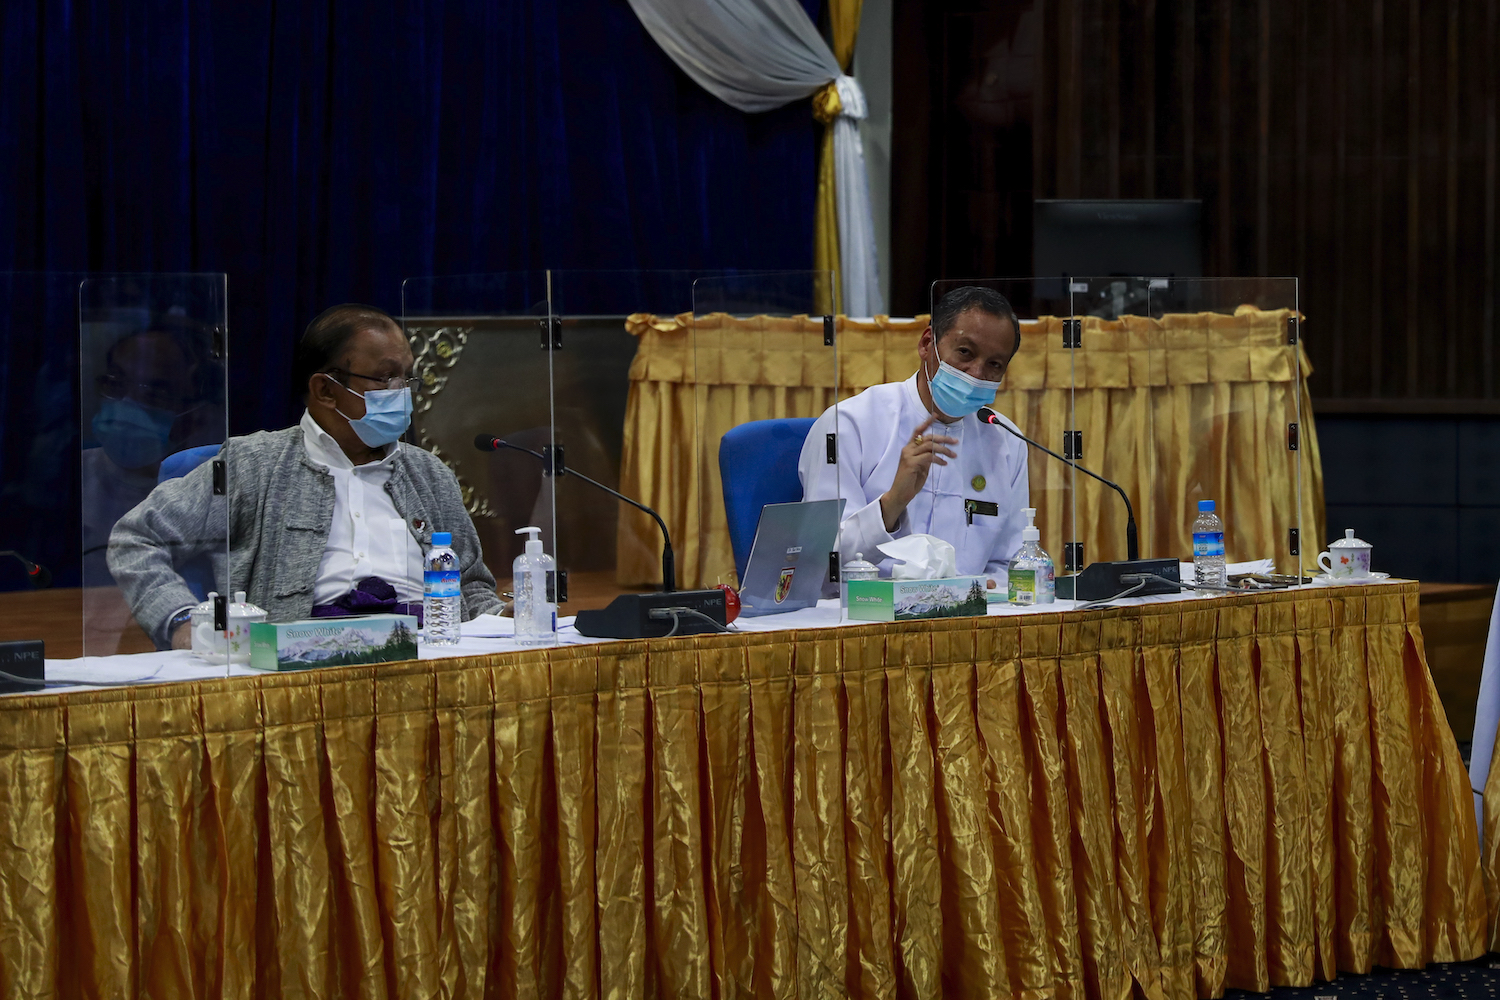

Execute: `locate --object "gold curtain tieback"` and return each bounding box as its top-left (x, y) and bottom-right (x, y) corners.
top-left (812, 80), bottom-right (842, 123)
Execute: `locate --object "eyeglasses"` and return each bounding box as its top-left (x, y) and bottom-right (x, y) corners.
top-left (333, 368), bottom-right (420, 392)
top-left (96, 373), bottom-right (191, 411)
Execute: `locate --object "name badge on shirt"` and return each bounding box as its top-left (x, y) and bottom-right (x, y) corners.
top-left (964, 499), bottom-right (999, 525)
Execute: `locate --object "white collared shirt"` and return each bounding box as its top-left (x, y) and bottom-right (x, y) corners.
top-left (797, 375), bottom-right (1030, 579)
top-left (300, 411), bottom-right (425, 604)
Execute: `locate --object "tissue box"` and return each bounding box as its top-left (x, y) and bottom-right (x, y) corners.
top-left (249, 615), bottom-right (419, 671)
top-left (845, 576), bottom-right (989, 622)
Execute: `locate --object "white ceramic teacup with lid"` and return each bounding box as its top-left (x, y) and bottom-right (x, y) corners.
top-left (840, 551), bottom-right (880, 609)
top-left (1317, 529), bottom-right (1373, 580)
top-left (191, 590), bottom-right (268, 663)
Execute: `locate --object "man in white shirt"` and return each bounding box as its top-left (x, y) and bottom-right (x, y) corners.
top-left (798, 285), bottom-right (1030, 582)
top-left (109, 304), bottom-right (502, 649)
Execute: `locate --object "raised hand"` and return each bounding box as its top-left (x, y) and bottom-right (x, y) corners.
top-left (879, 414), bottom-right (957, 531)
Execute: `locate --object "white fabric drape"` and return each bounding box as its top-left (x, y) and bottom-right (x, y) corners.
top-left (625, 0), bottom-right (885, 316)
top-left (830, 75), bottom-right (879, 317)
top-left (1468, 580), bottom-right (1500, 835)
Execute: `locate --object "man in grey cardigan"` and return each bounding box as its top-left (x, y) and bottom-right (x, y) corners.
top-left (109, 304), bottom-right (503, 649)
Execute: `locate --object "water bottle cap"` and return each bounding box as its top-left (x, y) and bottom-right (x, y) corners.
top-left (431, 531), bottom-right (452, 545)
top-left (1198, 499), bottom-right (1215, 512)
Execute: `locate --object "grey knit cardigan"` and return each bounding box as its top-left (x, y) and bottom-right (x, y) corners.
top-left (108, 425), bottom-right (503, 648)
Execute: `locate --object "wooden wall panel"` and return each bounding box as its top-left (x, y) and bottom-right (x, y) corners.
top-left (891, 0), bottom-right (1500, 411)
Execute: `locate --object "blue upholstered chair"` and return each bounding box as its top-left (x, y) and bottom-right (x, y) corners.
top-left (718, 418), bottom-right (817, 583)
top-left (156, 444), bottom-right (220, 485)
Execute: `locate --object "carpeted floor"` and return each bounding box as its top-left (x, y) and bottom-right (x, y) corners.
top-left (1223, 958), bottom-right (1500, 999)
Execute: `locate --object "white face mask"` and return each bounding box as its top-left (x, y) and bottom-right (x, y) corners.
top-left (923, 352), bottom-right (1001, 419)
top-left (327, 377), bottom-right (413, 447)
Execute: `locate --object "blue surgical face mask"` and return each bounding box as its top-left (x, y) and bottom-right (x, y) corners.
top-left (331, 380), bottom-right (413, 448)
top-left (924, 355), bottom-right (1001, 418)
top-left (92, 397), bottom-right (178, 469)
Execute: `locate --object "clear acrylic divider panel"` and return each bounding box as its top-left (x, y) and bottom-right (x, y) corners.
top-left (546, 271), bottom-right (703, 609)
top-left (689, 271), bottom-right (836, 615)
top-left (1064, 277), bottom-right (1157, 570)
top-left (1143, 278), bottom-right (1306, 578)
top-left (0, 274), bottom-right (86, 670)
top-left (400, 273), bottom-right (555, 629)
top-left (929, 278), bottom-right (1076, 602)
top-left (79, 274), bottom-right (230, 670)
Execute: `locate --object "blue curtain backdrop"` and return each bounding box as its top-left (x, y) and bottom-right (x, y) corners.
top-left (0, 0), bottom-right (818, 589)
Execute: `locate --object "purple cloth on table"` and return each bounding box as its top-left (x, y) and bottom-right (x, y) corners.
top-left (311, 575), bottom-right (424, 625)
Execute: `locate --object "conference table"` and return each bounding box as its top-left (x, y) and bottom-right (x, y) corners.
top-left (0, 577), bottom-right (1484, 998)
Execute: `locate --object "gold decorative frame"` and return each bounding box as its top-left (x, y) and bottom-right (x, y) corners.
top-left (404, 323), bottom-right (495, 518)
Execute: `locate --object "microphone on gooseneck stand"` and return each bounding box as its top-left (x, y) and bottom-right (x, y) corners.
top-left (975, 407), bottom-right (1179, 601)
top-left (975, 408), bottom-right (1139, 561)
top-left (474, 434), bottom-right (726, 638)
top-left (474, 434), bottom-right (677, 593)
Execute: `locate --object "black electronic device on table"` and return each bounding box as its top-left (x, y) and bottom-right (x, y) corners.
top-left (1055, 559), bottom-right (1182, 602)
top-left (0, 641), bottom-right (45, 694)
top-left (574, 589), bottom-right (728, 639)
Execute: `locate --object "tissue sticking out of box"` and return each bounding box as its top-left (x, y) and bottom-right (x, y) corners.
top-left (877, 534), bottom-right (958, 580)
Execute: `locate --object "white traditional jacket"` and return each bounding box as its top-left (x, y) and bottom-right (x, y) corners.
top-left (798, 374), bottom-right (1030, 581)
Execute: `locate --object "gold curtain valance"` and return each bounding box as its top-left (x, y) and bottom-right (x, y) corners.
top-left (617, 311), bottom-right (1325, 589)
top-left (0, 583), bottom-right (1479, 996)
top-left (626, 310), bottom-right (1310, 390)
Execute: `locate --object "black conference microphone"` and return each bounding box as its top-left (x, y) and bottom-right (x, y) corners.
top-left (976, 408), bottom-right (1139, 561)
top-left (976, 408), bottom-right (1179, 601)
top-left (0, 551), bottom-right (52, 590)
top-left (474, 434), bottom-right (728, 638)
top-left (474, 434), bottom-right (677, 593)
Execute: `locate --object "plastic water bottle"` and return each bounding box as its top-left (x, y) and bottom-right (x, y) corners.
top-left (423, 531), bottom-right (462, 645)
top-left (512, 526), bottom-right (557, 646)
top-left (1008, 507), bottom-right (1056, 605)
top-left (1192, 500), bottom-right (1227, 592)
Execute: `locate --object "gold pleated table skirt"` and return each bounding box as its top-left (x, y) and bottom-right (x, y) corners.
top-left (0, 581), bottom-right (1481, 998)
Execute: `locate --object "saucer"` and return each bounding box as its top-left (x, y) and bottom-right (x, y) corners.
top-left (1307, 571), bottom-right (1389, 586)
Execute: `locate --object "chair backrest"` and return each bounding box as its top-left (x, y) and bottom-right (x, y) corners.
top-left (719, 418), bottom-right (817, 583)
top-left (157, 444), bottom-right (221, 484)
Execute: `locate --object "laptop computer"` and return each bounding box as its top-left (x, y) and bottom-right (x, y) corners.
top-left (737, 499), bottom-right (846, 617)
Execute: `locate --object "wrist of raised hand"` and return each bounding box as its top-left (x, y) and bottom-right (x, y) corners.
top-left (879, 491), bottom-right (908, 532)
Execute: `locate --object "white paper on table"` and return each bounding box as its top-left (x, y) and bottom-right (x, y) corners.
top-left (1177, 558), bottom-right (1276, 581)
top-left (461, 613), bottom-right (516, 638)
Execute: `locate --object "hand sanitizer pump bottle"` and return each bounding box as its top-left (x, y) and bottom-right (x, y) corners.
top-left (512, 526), bottom-right (557, 645)
top-left (1007, 507), bottom-right (1056, 605)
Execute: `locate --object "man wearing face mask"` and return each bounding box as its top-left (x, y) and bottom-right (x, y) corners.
top-left (798, 285), bottom-right (1030, 583)
top-left (83, 326), bottom-right (216, 590)
top-left (108, 304), bottom-right (503, 649)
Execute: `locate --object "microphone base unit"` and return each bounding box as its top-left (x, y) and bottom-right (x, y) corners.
top-left (574, 590), bottom-right (728, 639)
top-left (1057, 558), bottom-right (1181, 602)
top-left (0, 640), bottom-right (45, 694)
